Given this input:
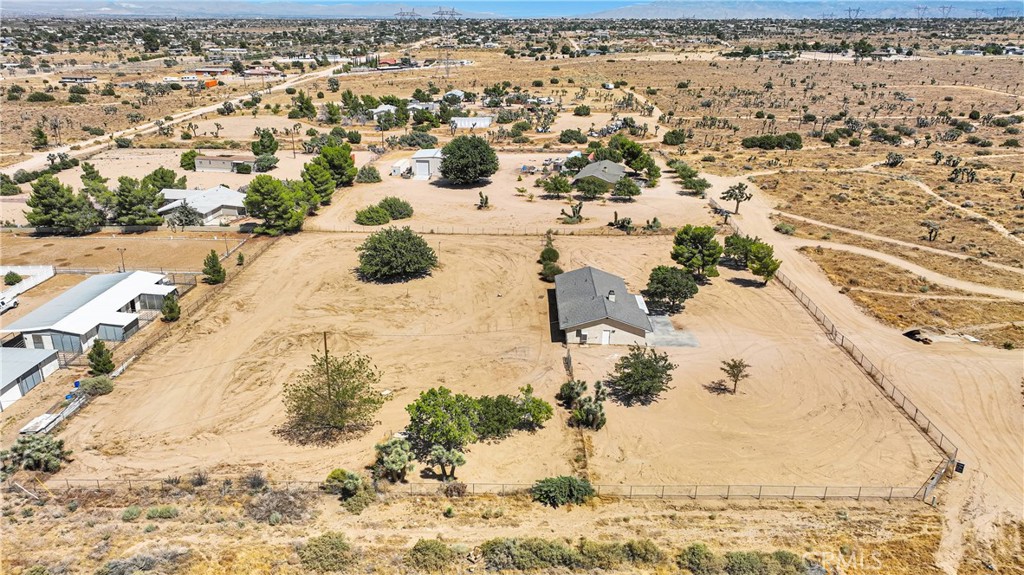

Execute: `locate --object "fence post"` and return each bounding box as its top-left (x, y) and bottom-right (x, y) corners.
top-left (857, 486), bottom-right (862, 501)
top-left (629, 485), bottom-right (633, 499)
top-left (725, 485), bottom-right (730, 500)
top-left (757, 485), bottom-right (762, 500)
top-left (823, 486), bottom-right (828, 500)
top-left (888, 487), bottom-right (894, 501)
top-left (791, 486), bottom-right (796, 500)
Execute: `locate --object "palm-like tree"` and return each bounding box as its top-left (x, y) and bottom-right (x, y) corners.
top-left (720, 182), bottom-right (752, 214)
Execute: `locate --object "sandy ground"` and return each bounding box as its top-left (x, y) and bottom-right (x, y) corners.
top-left (44, 233), bottom-right (937, 492)
top-left (313, 153), bottom-right (708, 234)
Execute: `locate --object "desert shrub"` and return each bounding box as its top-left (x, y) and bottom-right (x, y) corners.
top-left (285, 87), bottom-right (297, 95)
top-left (0, 435), bottom-right (72, 475)
top-left (26, 92), bottom-right (56, 102)
top-left (145, 505), bottom-right (179, 520)
top-left (573, 105), bottom-right (591, 116)
top-left (4, 271), bottom-right (23, 285)
top-left (68, 93), bottom-right (87, 104)
top-left (95, 548), bottom-right (190, 575)
top-left (624, 539), bottom-right (666, 564)
top-left (540, 262), bottom-right (563, 282)
top-left (114, 137), bottom-right (132, 148)
top-left (662, 129), bottom-right (687, 145)
top-left (245, 489), bottom-right (313, 523)
top-left (121, 506), bottom-right (141, 522)
top-left (558, 128), bottom-right (588, 145)
top-left (355, 205), bottom-right (391, 226)
top-left (377, 196), bottom-right (413, 219)
top-left (235, 163), bottom-right (252, 174)
top-left (357, 227), bottom-right (437, 282)
top-left (578, 540), bottom-right (629, 568)
top-left (298, 532), bottom-right (354, 573)
top-left (677, 543), bottom-right (723, 575)
top-left (79, 375), bottom-right (114, 396)
top-left (355, 165), bottom-right (382, 183)
top-left (189, 470), bottom-right (208, 487)
top-left (398, 131), bottom-right (438, 149)
top-left (242, 469), bottom-right (267, 491)
top-left (324, 469), bottom-right (375, 514)
top-left (347, 130), bottom-right (361, 144)
top-left (540, 246), bottom-right (559, 263)
top-left (773, 222), bottom-right (796, 235)
top-left (530, 476), bottom-right (595, 507)
top-left (481, 537), bottom-right (582, 570)
top-left (406, 539), bottom-right (456, 571)
top-left (443, 481), bottom-right (467, 498)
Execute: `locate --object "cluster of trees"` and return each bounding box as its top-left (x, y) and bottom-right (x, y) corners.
top-left (403, 385), bottom-right (553, 480)
top-left (354, 196), bottom-right (413, 226)
top-left (724, 234), bottom-right (783, 285)
top-left (538, 235), bottom-right (563, 282)
top-left (25, 164), bottom-right (188, 234)
top-left (668, 160), bottom-right (711, 195)
top-left (439, 136), bottom-right (500, 185)
top-left (244, 144), bottom-right (357, 235)
top-left (740, 133), bottom-right (803, 150)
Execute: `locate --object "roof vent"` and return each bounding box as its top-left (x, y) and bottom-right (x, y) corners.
top-left (607, 289), bottom-right (616, 302)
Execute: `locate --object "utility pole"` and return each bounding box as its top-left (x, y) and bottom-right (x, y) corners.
top-left (116, 247), bottom-right (127, 272)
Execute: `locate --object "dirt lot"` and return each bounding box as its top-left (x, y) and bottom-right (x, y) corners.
top-left (0, 231), bottom-right (250, 271)
top-left (39, 233), bottom-right (938, 492)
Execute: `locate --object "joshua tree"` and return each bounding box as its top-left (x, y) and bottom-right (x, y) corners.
top-left (720, 182), bottom-right (752, 214)
top-left (560, 201), bottom-right (583, 224)
top-left (920, 220), bottom-right (940, 241)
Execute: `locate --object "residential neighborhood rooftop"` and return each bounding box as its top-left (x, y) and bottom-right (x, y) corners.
top-left (554, 266), bottom-right (653, 332)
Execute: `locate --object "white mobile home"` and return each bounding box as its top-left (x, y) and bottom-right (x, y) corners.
top-left (1, 271), bottom-right (176, 353)
top-left (158, 185), bottom-right (247, 225)
top-left (0, 348), bottom-right (60, 411)
top-left (450, 116), bottom-right (493, 131)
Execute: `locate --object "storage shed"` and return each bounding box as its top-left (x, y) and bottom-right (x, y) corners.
top-left (412, 149), bottom-right (444, 180)
top-left (0, 348), bottom-right (60, 411)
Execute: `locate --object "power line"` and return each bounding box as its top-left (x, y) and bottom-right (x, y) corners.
top-left (433, 6), bottom-right (460, 80)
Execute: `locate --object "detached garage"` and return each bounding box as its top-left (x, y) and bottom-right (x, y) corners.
top-left (0, 348), bottom-right (60, 411)
top-left (412, 148), bottom-right (443, 180)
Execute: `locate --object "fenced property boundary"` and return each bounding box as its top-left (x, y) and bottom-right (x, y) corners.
top-left (707, 198), bottom-right (959, 501)
top-left (11, 477), bottom-right (926, 503)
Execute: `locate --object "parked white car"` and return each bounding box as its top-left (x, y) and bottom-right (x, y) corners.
top-left (0, 295), bottom-right (18, 314)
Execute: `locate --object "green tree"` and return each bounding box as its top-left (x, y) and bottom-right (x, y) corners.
top-left (747, 242), bottom-right (781, 284)
top-left (374, 437), bottom-right (414, 482)
top-left (301, 162), bottom-right (336, 204)
top-left (113, 177), bottom-right (163, 226)
top-left (404, 387), bottom-right (479, 459)
top-left (723, 234), bottom-right (758, 267)
top-left (88, 340), bottom-right (115, 375)
top-left (202, 250), bottom-right (226, 284)
top-left (243, 175), bottom-right (305, 235)
top-left (605, 344), bottom-right (676, 406)
top-left (720, 358), bottom-right (751, 393)
top-left (4, 271), bottom-right (23, 286)
top-left (671, 225), bottom-right (722, 280)
top-left (279, 351), bottom-right (388, 444)
top-left (315, 144), bottom-right (358, 187)
top-left (141, 167), bottom-right (186, 192)
top-left (291, 90), bottom-right (317, 120)
top-left (251, 128), bottom-right (280, 156)
top-left (31, 124), bottom-right (48, 148)
top-left (427, 445), bottom-right (465, 480)
top-left (576, 177), bottom-right (609, 200)
top-left (720, 182), bottom-right (752, 214)
top-left (161, 294), bottom-right (181, 322)
top-left (254, 154), bottom-right (280, 173)
top-left (439, 136), bottom-right (500, 185)
top-left (165, 200), bottom-right (204, 228)
top-left (356, 226), bottom-right (437, 282)
top-left (327, 77), bottom-right (340, 92)
top-left (676, 543), bottom-right (724, 575)
top-left (611, 176), bottom-right (641, 200)
top-left (323, 102), bottom-right (342, 124)
top-left (25, 175), bottom-right (102, 233)
top-left (542, 174), bottom-right (571, 198)
top-left (642, 266), bottom-right (698, 314)
top-left (179, 149), bottom-right (198, 170)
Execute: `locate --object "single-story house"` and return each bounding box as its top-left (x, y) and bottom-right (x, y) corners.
top-left (194, 67), bottom-right (231, 76)
top-left (444, 89), bottom-right (465, 101)
top-left (0, 347), bottom-right (60, 412)
top-left (412, 148), bottom-right (443, 180)
top-left (1, 271), bottom-right (176, 353)
top-left (572, 160), bottom-right (625, 186)
top-left (408, 101), bottom-right (440, 113)
top-left (555, 266), bottom-right (653, 346)
top-left (195, 154), bottom-right (257, 173)
top-left (59, 76), bottom-right (97, 84)
top-left (369, 104), bottom-right (398, 119)
top-left (158, 185), bottom-right (247, 225)
top-left (450, 116), bottom-right (493, 130)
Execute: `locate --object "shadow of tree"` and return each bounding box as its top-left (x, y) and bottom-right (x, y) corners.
top-left (702, 380), bottom-right (734, 395)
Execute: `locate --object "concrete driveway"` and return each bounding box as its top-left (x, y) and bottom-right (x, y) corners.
top-left (646, 315), bottom-right (699, 347)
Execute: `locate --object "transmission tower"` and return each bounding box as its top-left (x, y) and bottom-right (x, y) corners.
top-left (845, 7), bottom-right (862, 19)
top-left (994, 7), bottom-right (1006, 18)
top-left (973, 9), bottom-right (987, 18)
top-left (938, 5), bottom-right (953, 18)
top-left (913, 5), bottom-right (928, 19)
top-left (433, 6), bottom-right (460, 80)
top-left (394, 8), bottom-right (420, 19)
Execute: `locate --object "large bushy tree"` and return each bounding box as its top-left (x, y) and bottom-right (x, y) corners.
top-left (356, 226), bottom-right (437, 282)
top-left (202, 250), bottom-right (226, 284)
top-left (405, 386), bottom-right (479, 458)
top-left (243, 175), bottom-right (306, 235)
top-left (671, 225), bottom-right (723, 280)
top-left (301, 161), bottom-right (336, 204)
top-left (315, 144), bottom-right (358, 187)
top-left (439, 136), bottom-right (499, 185)
top-left (88, 340), bottom-right (115, 375)
top-left (747, 242), bottom-right (782, 284)
top-left (605, 344), bottom-right (677, 406)
top-left (642, 266), bottom-right (698, 314)
top-left (25, 174), bottom-right (102, 234)
top-left (251, 128), bottom-right (280, 156)
top-left (279, 351), bottom-right (388, 444)
top-left (113, 176), bottom-right (163, 226)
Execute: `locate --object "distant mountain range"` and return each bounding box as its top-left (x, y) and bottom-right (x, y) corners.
top-left (1, 0), bottom-right (1020, 19)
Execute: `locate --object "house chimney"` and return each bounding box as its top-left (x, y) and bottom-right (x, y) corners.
top-left (607, 289), bottom-right (616, 302)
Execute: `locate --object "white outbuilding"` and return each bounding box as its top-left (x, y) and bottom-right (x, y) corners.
top-left (158, 185), bottom-right (247, 225)
top-left (0, 348), bottom-right (60, 412)
top-left (1, 271), bottom-right (176, 353)
top-left (450, 116), bottom-right (493, 131)
top-left (412, 149), bottom-right (444, 180)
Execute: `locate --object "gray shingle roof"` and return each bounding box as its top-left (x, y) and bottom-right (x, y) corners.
top-left (555, 267), bottom-right (653, 332)
top-left (572, 160), bottom-right (625, 185)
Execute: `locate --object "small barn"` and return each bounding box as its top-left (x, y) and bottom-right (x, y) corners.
top-left (412, 149), bottom-right (444, 180)
top-left (555, 266), bottom-right (652, 346)
top-left (1, 271), bottom-right (176, 353)
top-left (0, 348), bottom-right (60, 412)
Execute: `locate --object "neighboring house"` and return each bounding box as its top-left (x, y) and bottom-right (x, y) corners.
top-left (158, 185), bottom-right (247, 225)
top-left (555, 266), bottom-right (653, 346)
top-left (408, 101), bottom-right (440, 113)
top-left (450, 116), bottom-right (493, 130)
top-left (572, 160), bottom-right (625, 185)
top-left (412, 148), bottom-right (443, 179)
top-left (194, 67), bottom-right (231, 76)
top-left (194, 154), bottom-right (257, 173)
top-left (59, 76), bottom-right (97, 84)
top-left (444, 89), bottom-right (465, 101)
top-left (369, 104), bottom-right (398, 119)
top-left (0, 348), bottom-right (60, 412)
top-left (0, 271), bottom-right (176, 353)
